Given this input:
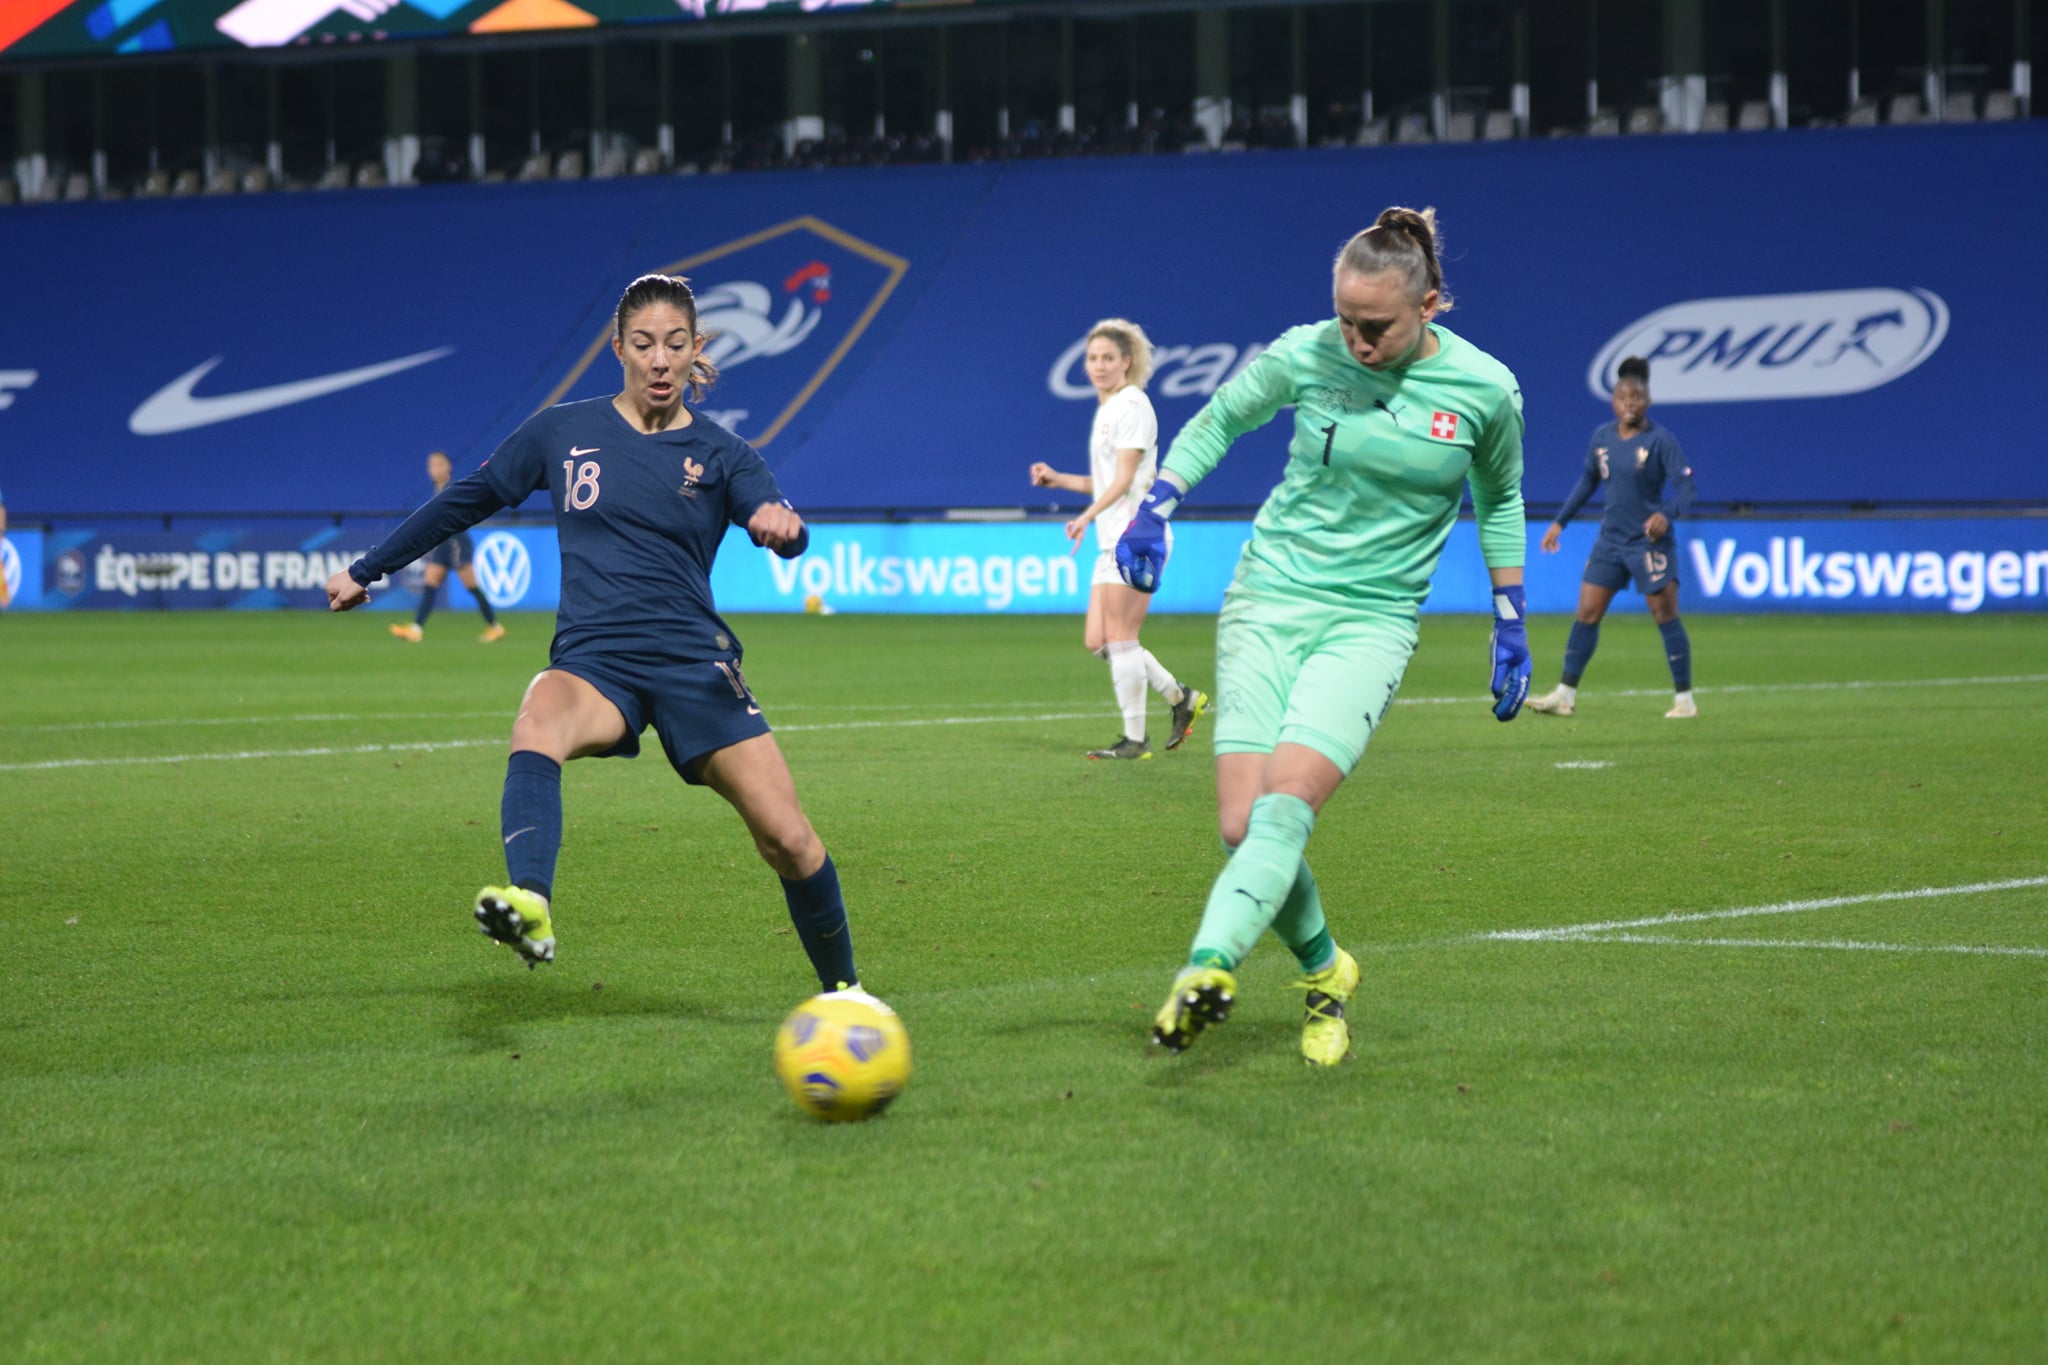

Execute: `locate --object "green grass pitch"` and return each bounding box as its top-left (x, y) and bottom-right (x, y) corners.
top-left (4, 609), bottom-right (2045, 1362)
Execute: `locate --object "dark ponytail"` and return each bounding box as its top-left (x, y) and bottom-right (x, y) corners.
top-left (614, 273), bottom-right (721, 401)
top-left (1333, 205), bottom-right (1453, 312)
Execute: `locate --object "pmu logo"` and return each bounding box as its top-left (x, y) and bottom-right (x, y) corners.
top-left (537, 216), bottom-right (907, 447)
top-left (1589, 288), bottom-right (1950, 404)
top-left (473, 533), bottom-right (532, 608)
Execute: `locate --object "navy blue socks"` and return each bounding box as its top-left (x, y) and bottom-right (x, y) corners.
top-left (500, 750), bottom-right (563, 900)
top-left (782, 855), bottom-right (858, 991)
top-left (1562, 620), bottom-right (1600, 687)
top-left (1659, 617), bottom-right (1693, 691)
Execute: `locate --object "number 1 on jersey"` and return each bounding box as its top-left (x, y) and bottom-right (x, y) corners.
top-left (1319, 423), bottom-right (1337, 466)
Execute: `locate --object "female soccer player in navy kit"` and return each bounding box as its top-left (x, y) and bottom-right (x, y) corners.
top-left (1526, 355), bottom-right (1698, 718)
top-left (387, 449), bottom-right (506, 644)
top-left (325, 274), bottom-right (860, 994)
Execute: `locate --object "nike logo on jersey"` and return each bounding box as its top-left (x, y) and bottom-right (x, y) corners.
top-left (746, 705), bottom-right (762, 715)
top-left (570, 446), bottom-right (600, 457)
top-left (128, 347), bottom-right (456, 435)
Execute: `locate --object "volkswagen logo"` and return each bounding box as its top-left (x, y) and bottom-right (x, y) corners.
top-left (1590, 287), bottom-right (1950, 404)
top-left (474, 533), bottom-right (532, 607)
top-left (0, 539), bottom-right (18, 600)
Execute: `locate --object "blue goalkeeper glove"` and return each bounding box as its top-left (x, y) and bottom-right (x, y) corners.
top-left (1113, 476), bottom-right (1184, 594)
top-left (1489, 584), bottom-right (1532, 721)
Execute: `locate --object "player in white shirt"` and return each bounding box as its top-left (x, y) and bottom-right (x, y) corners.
top-left (1030, 318), bottom-right (1207, 759)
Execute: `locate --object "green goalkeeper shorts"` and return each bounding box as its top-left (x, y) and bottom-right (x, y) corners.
top-left (1211, 584), bottom-right (1419, 776)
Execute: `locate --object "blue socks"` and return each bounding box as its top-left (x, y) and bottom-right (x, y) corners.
top-left (1659, 617), bottom-right (1693, 691)
top-left (1562, 620), bottom-right (1600, 687)
top-left (782, 855), bottom-right (858, 991)
top-left (500, 750), bottom-right (562, 900)
top-left (414, 582), bottom-right (439, 628)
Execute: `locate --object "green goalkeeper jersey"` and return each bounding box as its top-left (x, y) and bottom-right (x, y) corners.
top-left (1162, 319), bottom-right (1526, 609)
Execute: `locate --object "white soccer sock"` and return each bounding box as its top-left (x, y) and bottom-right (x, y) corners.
top-left (1106, 640), bottom-right (1148, 742)
top-left (1141, 648), bottom-right (1182, 702)
top-left (1558, 682), bottom-right (1578, 704)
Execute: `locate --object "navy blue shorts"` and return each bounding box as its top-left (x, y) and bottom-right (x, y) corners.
top-left (553, 653), bottom-right (771, 784)
top-left (427, 532), bottom-right (475, 572)
top-left (1584, 535), bottom-right (1680, 596)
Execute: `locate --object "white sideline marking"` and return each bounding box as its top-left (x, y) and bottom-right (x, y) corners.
top-left (1574, 933), bottom-right (2048, 959)
top-left (1554, 760), bottom-right (1612, 769)
top-left (1481, 876), bottom-right (2048, 959)
top-left (0, 711), bottom-right (1114, 772)
top-left (3, 670), bottom-right (2039, 737)
top-left (1483, 876), bottom-right (2048, 942)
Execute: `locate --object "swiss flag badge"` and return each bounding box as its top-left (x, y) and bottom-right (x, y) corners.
top-left (1429, 411), bottom-right (1461, 441)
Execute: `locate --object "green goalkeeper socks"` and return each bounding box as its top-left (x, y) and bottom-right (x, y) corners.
top-left (1189, 792), bottom-right (1317, 969)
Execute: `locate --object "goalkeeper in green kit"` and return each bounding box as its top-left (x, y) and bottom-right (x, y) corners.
top-left (1116, 206), bottom-right (1531, 1066)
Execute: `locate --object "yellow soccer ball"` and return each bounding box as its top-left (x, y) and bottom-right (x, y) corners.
top-left (774, 988), bottom-right (912, 1123)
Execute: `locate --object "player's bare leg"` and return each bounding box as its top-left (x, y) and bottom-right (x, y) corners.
top-left (478, 671), bottom-right (631, 967)
top-left (700, 734), bottom-right (858, 991)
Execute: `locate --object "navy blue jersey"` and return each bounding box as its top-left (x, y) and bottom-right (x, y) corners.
top-left (1554, 419), bottom-right (1695, 546)
top-left (351, 398), bottom-right (802, 663)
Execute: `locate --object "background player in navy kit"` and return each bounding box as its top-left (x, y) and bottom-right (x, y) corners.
top-left (1527, 355), bottom-right (1698, 718)
top-left (388, 450), bottom-right (506, 644)
top-left (324, 274), bottom-right (860, 995)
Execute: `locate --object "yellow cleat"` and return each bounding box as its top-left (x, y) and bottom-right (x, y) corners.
top-left (474, 885), bottom-right (555, 968)
top-left (1150, 966), bottom-right (1236, 1053)
top-left (1294, 947), bottom-right (1360, 1066)
top-left (1166, 688), bottom-right (1209, 751)
top-left (389, 622), bottom-right (423, 643)
top-left (478, 623), bottom-right (507, 643)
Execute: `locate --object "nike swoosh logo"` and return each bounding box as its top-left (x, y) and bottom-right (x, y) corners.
top-left (504, 827), bottom-right (536, 846)
top-left (570, 446), bottom-right (600, 457)
top-left (128, 346), bottom-right (456, 435)
top-left (746, 706), bottom-right (762, 716)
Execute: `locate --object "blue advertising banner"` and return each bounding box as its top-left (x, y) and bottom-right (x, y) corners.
top-left (19, 516), bottom-right (2046, 614)
top-left (2, 125), bottom-right (2043, 520)
top-left (2, 530), bottom-right (43, 610)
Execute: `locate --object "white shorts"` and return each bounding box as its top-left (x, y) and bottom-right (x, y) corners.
top-left (1091, 523), bottom-right (1173, 588)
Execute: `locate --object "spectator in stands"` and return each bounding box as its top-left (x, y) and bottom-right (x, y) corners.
top-left (388, 450), bottom-right (506, 644)
top-left (1527, 355), bottom-right (1699, 719)
top-left (325, 273), bottom-right (861, 1001)
top-left (1029, 319), bottom-right (1206, 761)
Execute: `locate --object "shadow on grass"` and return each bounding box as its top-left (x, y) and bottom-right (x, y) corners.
top-left (438, 972), bottom-right (729, 1053)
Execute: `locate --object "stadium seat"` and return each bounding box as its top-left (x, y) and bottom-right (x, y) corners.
top-left (1845, 97), bottom-right (1880, 126)
top-left (1941, 91), bottom-right (1976, 122)
top-left (1444, 111), bottom-right (1477, 142)
top-left (1625, 106), bottom-right (1662, 134)
top-left (673, 160), bottom-right (701, 175)
top-left (240, 167), bottom-right (271, 193)
top-left (630, 147), bottom-right (664, 175)
top-left (171, 169), bottom-right (202, 196)
top-left (1885, 92), bottom-right (1924, 123)
top-left (134, 169), bottom-right (169, 197)
top-left (62, 172), bottom-right (93, 201)
top-left (592, 148), bottom-right (628, 178)
top-left (1394, 113), bottom-right (1433, 144)
top-left (313, 163), bottom-right (350, 190)
top-left (1698, 100), bottom-right (1729, 131)
top-left (1585, 108), bottom-right (1620, 136)
top-left (515, 152), bottom-right (551, 181)
top-left (1352, 118), bottom-right (1389, 146)
top-left (204, 168), bottom-right (238, 194)
top-left (353, 161), bottom-right (386, 188)
top-left (0, 177), bottom-right (19, 205)
top-left (1480, 110), bottom-right (1516, 140)
top-left (1736, 100), bottom-right (1773, 130)
top-left (1982, 90), bottom-right (2018, 121)
top-left (554, 149), bottom-right (585, 179)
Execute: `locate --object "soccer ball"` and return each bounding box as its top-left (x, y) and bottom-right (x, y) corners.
top-left (774, 988), bottom-right (912, 1123)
